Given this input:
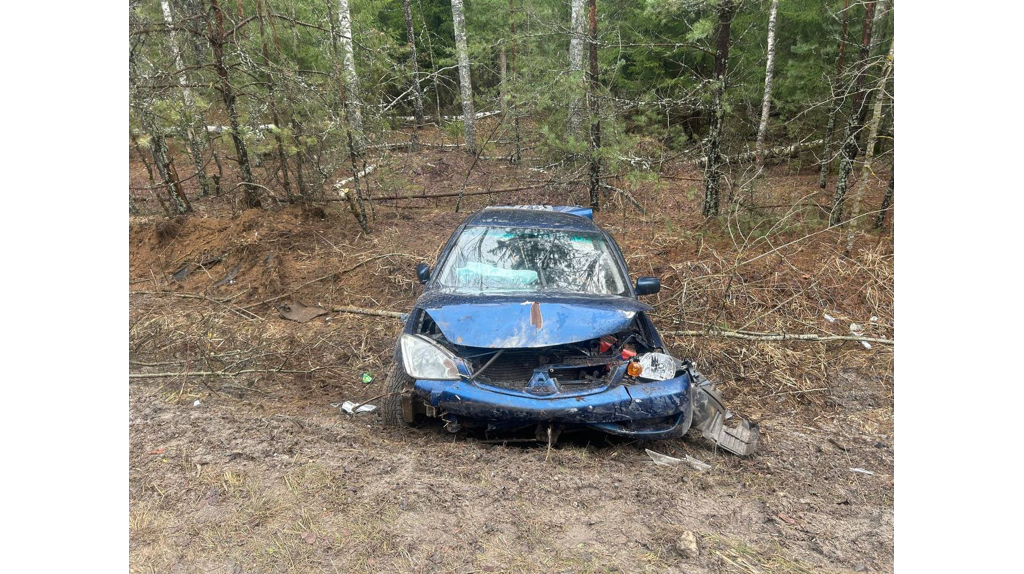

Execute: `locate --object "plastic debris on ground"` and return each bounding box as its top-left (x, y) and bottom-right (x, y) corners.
top-left (849, 322), bottom-right (872, 349)
top-left (850, 467), bottom-right (875, 476)
top-left (193, 400), bottom-right (201, 407)
top-left (645, 449), bottom-right (711, 471)
top-left (332, 401), bottom-right (378, 415)
top-left (361, 373), bottom-right (374, 384)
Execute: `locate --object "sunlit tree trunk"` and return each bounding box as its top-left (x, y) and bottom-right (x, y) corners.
top-left (160, 0), bottom-right (211, 197)
top-left (586, 0), bottom-right (601, 208)
top-left (567, 0), bottom-right (586, 139)
top-left (499, 46), bottom-right (508, 115)
top-left (755, 0), bottom-right (779, 167)
top-left (337, 0), bottom-right (365, 150)
top-left (820, 0), bottom-right (850, 189)
top-left (830, 0), bottom-right (876, 226)
top-left (702, 0), bottom-right (736, 218)
top-left (451, 0), bottom-right (476, 153)
top-left (847, 39), bottom-right (894, 251)
top-left (208, 0), bottom-right (258, 208)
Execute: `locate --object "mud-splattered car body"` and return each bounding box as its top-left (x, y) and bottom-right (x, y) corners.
top-left (382, 206), bottom-right (758, 454)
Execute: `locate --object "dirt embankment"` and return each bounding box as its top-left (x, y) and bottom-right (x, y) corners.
top-left (130, 150), bottom-right (894, 573)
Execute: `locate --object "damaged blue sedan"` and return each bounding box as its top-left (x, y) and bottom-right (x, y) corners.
top-left (381, 206), bottom-right (758, 455)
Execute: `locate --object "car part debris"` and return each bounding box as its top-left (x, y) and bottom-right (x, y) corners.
top-left (645, 449), bottom-right (711, 471)
top-left (689, 367), bottom-right (760, 456)
top-left (278, 300), bottom-right (328, 323)
top-left (334, 401), bottom-right (377, 415)
top-left (213, 263), bottom-right (242, 289)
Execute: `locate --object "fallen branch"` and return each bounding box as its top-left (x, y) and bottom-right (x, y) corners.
top-left (662, 329), bottom-right (893, 345)
top-left (600, 183), bottom-right (645, 214)
top-left (394, 110), bottom-right (501, 122)
top-left (335, 163), bottom-right (378, 188)
top-left (333, 305), bottom-right (404, 319)
top-left (686, 140), bottom-right (824, 167)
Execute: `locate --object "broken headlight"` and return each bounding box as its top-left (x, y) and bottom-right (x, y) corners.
top-left (636, 352), bottom-right (682, 382)
top-left (400, 334), bottom-right (461, 380)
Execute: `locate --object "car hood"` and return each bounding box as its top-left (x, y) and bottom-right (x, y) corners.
top-left (419, 291), bottom-right (651, 348)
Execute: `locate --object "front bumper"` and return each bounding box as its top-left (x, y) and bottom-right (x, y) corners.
top-left (411, 368), bottom-right (694, 439)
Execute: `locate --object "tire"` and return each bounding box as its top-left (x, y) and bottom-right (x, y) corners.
top-left (380, 354), bottom-right (417, 427)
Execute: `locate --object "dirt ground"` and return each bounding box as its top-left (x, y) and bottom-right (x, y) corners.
top-left (129, 143), bottom-right (894, 573)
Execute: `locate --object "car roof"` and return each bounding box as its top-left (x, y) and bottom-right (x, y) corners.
top-left (465, 207), bottom-right (603, 232)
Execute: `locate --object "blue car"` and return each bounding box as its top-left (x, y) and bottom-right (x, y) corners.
top-left (381, 206), bottom-right (758, 455)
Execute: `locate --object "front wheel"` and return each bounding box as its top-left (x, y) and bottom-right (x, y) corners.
top-left (380, 355), bottom-right (418, 427)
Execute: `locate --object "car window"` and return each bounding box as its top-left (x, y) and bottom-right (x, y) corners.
top-left (433, 226), bottom-right (628, 295)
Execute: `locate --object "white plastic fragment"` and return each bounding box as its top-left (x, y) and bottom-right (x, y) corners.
top-left (850, 467), bottom-right (875, 476)
top-left (646, 449), bottom-right (711, 471)
top-left (193, 400), bottom-right (201, 407)
top-left (333, 401), bottom-right (378, 414)
top-left (823, 313), bottom-right (836, 323)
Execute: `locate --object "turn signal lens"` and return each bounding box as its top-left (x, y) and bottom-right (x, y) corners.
top-left (626, 361), bottom-right (643, 377)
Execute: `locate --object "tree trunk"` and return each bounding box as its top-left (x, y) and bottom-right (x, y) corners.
top-left (208, 0), bottom-right (258, 208)
top-left (819, 0), bottom-right (850, 189)
top-left (509, 0), bottom-right (521, 163)
top-left (337, 0), bottom-right (365, 149)
top-left (586, 0), bottom-right (601, 209)
top-left (846, 39), bottom-right (893, 252)
top-left (499, 47), bottom-right (508, 116)
top-left (129, 44), bottom-right (190, 216)
top-left (702, 0), bottom-right (736, 218)
top-left (451, 0), bottom-right (476, 153)
top-left (755, 0), bottom-right (779, 167)
top-left (567, 0), bottom-right (586, 139)
top-left (256, 0), bottom-right (294, 203)
top-left (830, 0), bottom-right (876, 226)
top-left (160, 0), bottom-right (211, 197)
top-left (403, 0), bottom-right (425, 150)
top-left (875, 173), bottom-right (893, 229)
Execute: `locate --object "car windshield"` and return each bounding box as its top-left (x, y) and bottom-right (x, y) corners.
top-left (433, 226), bottom-right (629, 295)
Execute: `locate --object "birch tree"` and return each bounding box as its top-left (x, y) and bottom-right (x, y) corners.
top-left (830, 0), bottom-right (876, 226)
top-left (160, 0), bottom-right (211, 197)
top-left (702, 0), bottom-right (737, 218)
top-left (819, 0), bottom-right (850, 189)
top-left (451, 0), bottom-right (476, 153)
top-left (403, 0), bottom-right (425, 149)
top-left (509, 0), bottom-right (521, 162)
top-left (846, 39), bottom-right (893, 251)
top-left (586, 0), bottom-right (601, 208)
top-left (337, 0), bottom-right (365, 149)
top-left (567, 0), bottom-right (587, 139)
top-left (755, 0), bottom-right (779, 167)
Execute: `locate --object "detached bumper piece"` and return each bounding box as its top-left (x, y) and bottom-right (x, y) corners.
top-left (689, 368), bottom-right (760, 456)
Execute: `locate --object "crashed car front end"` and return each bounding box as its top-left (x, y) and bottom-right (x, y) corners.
top-left (394, 294), bottom-right (758, 454)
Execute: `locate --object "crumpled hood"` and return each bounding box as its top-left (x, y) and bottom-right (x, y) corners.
top-left (419, 292), bottom-right (651, 348)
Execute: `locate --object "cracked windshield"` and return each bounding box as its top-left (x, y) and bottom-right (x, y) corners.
top-left (434, 227), bottom-right (628, 295)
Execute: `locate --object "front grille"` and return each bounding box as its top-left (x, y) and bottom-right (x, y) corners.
top-left (471, 350), bottom-right (613, 391)
top-left (476, 352), bottom-right (541, 387)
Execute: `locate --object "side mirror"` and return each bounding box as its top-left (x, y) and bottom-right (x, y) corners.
top-left (416, 263), bottom-right (431, 285)
top-left (635, 276), bottom-right (660, 296)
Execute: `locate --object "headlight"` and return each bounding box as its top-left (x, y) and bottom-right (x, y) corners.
top-left (636, 352), bottom-right (682, 381)
top-left (400, 334), bottom-right (461, 380)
